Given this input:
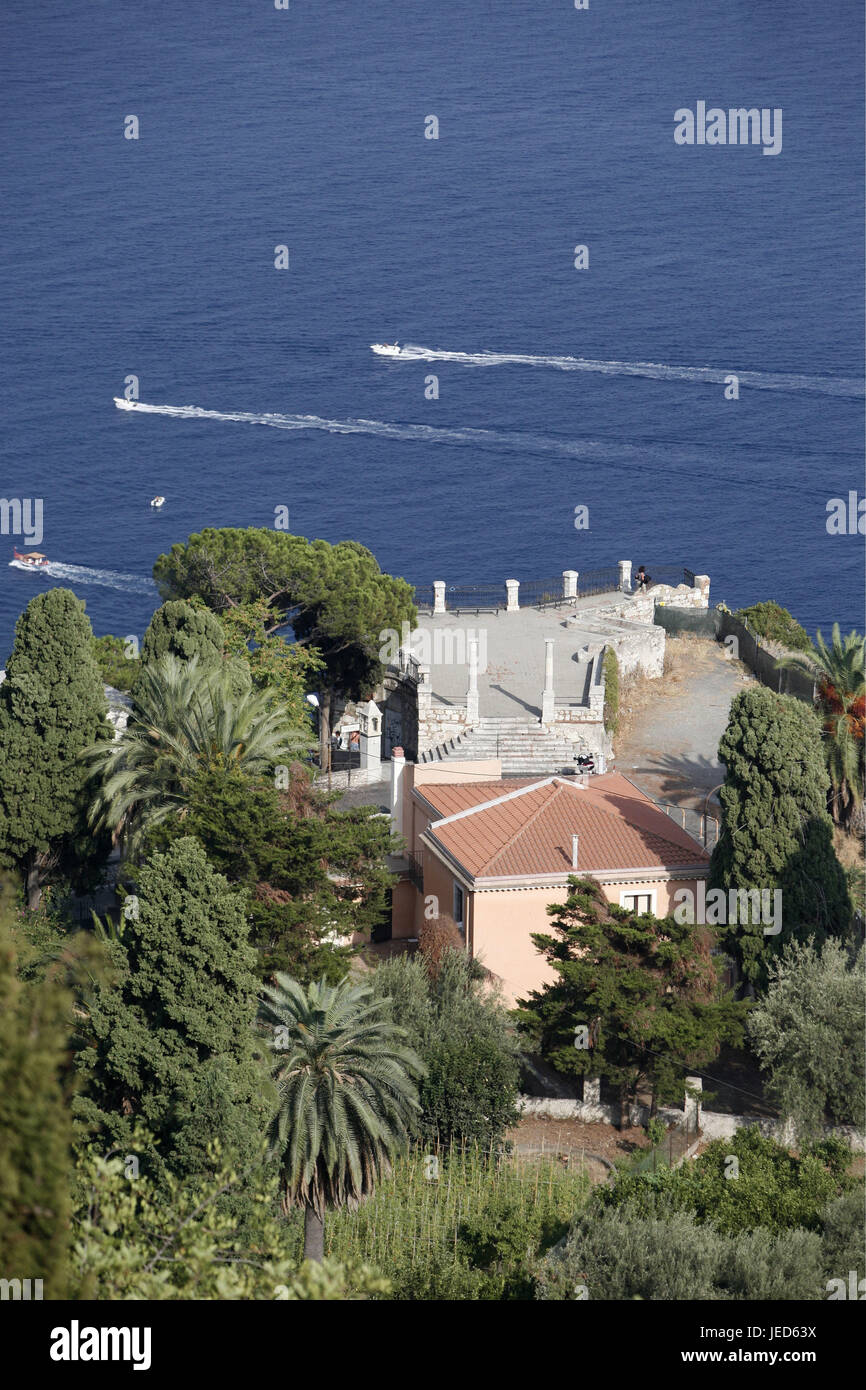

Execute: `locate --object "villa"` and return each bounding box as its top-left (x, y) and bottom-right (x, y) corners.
top-left (388, 754), bottom-right (711, 1006)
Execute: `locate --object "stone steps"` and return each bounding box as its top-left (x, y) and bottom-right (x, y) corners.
top-left (419, 717), bottom-right (588, 776)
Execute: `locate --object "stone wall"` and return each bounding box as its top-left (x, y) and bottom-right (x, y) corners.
top-left (516, 1094), bottom-right (864, 1152)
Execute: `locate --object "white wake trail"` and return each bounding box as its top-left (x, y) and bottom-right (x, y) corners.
top-left (381, 343), bottom-right (865, 399)
top-left (113, 397), bottom-right (835, 496)
top-left (38, 561), bottom-right (155, 594)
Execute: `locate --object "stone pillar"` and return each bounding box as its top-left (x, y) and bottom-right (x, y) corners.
top-left (684, 1076), bottom-right (702, 1130)
top-left (433, 580), bottom-right (446, 615)
top-left (583, 1077), bottom-right (601, 1108)
top-left (694, 574), bottom-right (710, 607)
top-left (505, 578), bottom-right (519, 612)
top-left (390, 746), bottom-right (406, 839)
top-left (357, 698), bottom-right (382, 776)
top-left (541, 638), bottom-right (555, 724)
top-left (562, 569), bottom-right (579, 599)
top-left (466, 639), bottom-right (480, 724)
top-left (618, 560), bottom-right (632, 592)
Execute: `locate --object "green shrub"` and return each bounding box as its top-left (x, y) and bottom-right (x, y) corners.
top-left (734, 601), bottom-right (812, 653)
top-left (819, 1188), bottom-right (866, 1277)
top-left (600, 1127), bottom-right (855, 1237)
top-left (748, 941), bottom-right (866, 1141)
top-left (602, 646), bottom-right (619, 734)
top-left (536, 1203), bottom-right (827, 1301)
top-left (371, 950), bottom-right (521, 1147)
top-left (536, 1206), bottom-right (725, 1301)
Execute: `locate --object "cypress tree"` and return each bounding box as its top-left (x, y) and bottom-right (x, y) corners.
top-left (0, 589), bottom-right (111, 907)
top-left (76, 837), bottom-right (273, 1185)
top-left (516, 877), bottom-right (745, 1127)
top-left (140, 599), bottom-right (225, 667)
top-left (0, 888), bottom-right (74, 1298)
top-left (708, 688), bottom-right (851, 986)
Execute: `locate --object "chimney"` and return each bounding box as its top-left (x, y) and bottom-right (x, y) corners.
top-left (390, 747), bottom-right (406, 840)
top-left (571, 834), bottom-right (579, 870)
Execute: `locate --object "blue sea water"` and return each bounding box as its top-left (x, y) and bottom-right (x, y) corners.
top-left (0, 0), bottom-right (863, 663)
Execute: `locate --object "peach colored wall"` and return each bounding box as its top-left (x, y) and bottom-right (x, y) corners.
top-left (412, 759), bottom-right (502, 785)
top-left (471, 877), bottom-right (706, 1007)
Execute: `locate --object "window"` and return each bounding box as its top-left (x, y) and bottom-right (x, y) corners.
top-left (452, 882), bottom-right (465, 928)
top-left (621, 891), bottom-right (654, 915)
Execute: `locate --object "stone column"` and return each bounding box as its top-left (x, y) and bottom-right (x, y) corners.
top-left (466, 639), bottom-right (479, 724)
top-left (433, 580), bottom-right (446, 615)
top-left (562, 569), bottom-right (579, 599)
top-left (541, 638), bottom-right (555, 725)
top-left (618, 560), bottom-right (632, 592)
top-left (684, 1076), bottom-right (702, 1131)
top-left (583, 1077), bottom-right (601, 1108)
top-left (694, 574), bottom-right (711, 607)
top-left (505, 579), bottom-right (519, 612)
top-left (390, 746), bottom-right (406, 839)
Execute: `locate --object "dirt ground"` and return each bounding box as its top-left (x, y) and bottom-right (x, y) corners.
top-left (507, 1114), bottom-right (652, 1182)
top-left (612, 634), bottom-right (752, 813)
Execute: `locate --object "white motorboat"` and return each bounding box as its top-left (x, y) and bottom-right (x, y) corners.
top-left (370, 342), bottom-right (402, 357)
top-left (150, 496), bottom-right (166, 508)
top-left (113, 396), bottom-right (139, 410)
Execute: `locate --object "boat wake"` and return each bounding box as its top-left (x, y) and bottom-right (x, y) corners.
top-left (374, 343), bottom-right (865, 399)
top-left (9, 559), bottom-right (156, 594)
top-left (113, 397), bottom-right (838, 496)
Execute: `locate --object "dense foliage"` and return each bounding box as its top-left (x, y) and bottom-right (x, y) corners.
top-left (143, 764), bottom-right (395, 981)
top-left (600, 1127), bottom-right (854, 1235)
top-left (152, 528), bottom-right (416, 761)
top-left (75, 838), bottom-right (274, 1190)
top-left (776, 624), bottom-right (865, 828)
top-left (140, 599), bottom-right (226, 668)
top-left (370, 950), bottom-right (522, 1148)
top-left (0, 590), bottom-right (112, 907)
top-left (83, 655), bottom-right (311, 846)
top-left (735, 600), bottom-right (812, 652)
top-left (517, 877), bottom-right (746, 1124)
top-left (708, 688), bottom-right (852, 985)
top-left (747, 939), bottom-right (865, 1139)
top-left (91, 634), bottom-right (138, 691)
top-left (71, 1139), bottom-right (388, 1300)
top-left (0, 890), bottom-right (74, 1298)
top-left (537, 1127), bottom-right (861, 1301)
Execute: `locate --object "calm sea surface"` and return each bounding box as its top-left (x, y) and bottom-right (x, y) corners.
top-left (1, 0), bottom-right (863, 661)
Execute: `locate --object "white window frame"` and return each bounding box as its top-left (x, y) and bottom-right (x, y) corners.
top-left (619, 889), bottom-right (657, 916)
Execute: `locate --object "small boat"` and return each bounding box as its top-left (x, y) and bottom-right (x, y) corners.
top-left (12, 550), bottom-right (49, 568)
top-left (150, 496), bottom-right (166, 508)
top-left (113, 396), bottom-right (140, 411)
top-left (370, 342), bottom-right (402, 358)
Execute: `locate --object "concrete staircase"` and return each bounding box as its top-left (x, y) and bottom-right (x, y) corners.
top-left (419, 716), bottom-right (582, 777)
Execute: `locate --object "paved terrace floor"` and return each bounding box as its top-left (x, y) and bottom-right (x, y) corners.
top-left (414, 593), bottom-right (634, 719)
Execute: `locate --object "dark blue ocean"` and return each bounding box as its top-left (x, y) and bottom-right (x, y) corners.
top-left (1, 0), bottom-right (863, 663)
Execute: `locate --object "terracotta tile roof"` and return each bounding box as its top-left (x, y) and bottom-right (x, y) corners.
top-left (418, 773), bottom-right (709, 878)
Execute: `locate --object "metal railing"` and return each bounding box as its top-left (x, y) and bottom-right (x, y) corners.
top-left (403, 850), bottom-right (424, 892)
top-left (409, 565), bottom-right (697, 612)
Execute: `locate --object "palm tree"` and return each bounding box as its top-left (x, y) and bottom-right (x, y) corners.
top-left (259, 973), bottom-right (424, 1261)
top-left (82, 655), bottom-right (312, 844)
top-left (777, 624), bottom-right (865, 825)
